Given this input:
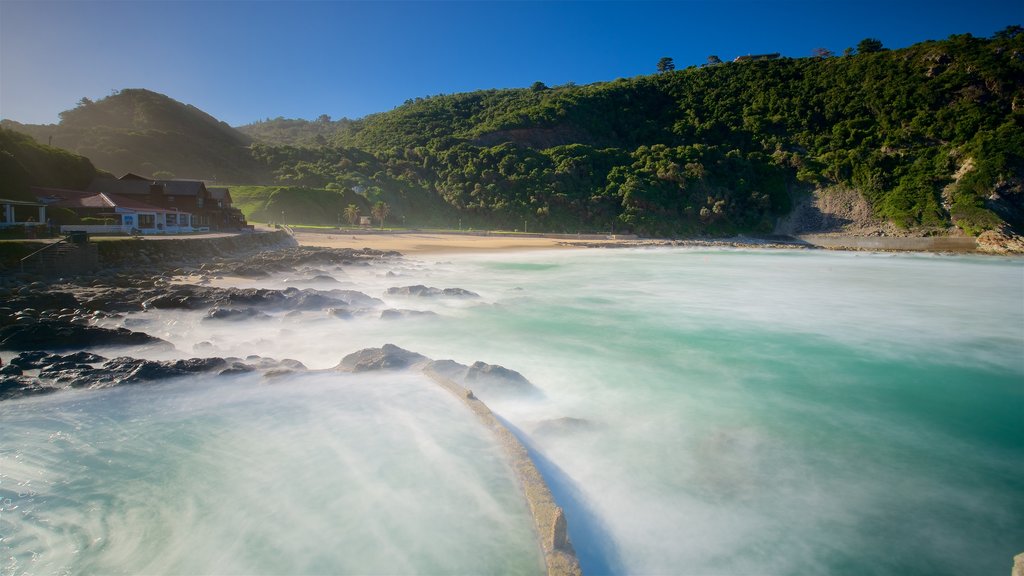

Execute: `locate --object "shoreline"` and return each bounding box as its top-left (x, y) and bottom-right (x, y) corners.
top-left (286, 228), bottom-right (990, 255)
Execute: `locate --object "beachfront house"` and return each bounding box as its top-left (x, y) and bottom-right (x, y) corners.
top-left (34, 187), bottom-right (194, 235)
top-left (25, 173), bottom-right (249, 236)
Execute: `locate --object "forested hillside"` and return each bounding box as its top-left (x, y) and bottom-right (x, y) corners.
top-left (1, 89), bottom-right (268, 183)
top-left (5, 29), bottom-right (1023, 236)
top-left (241, 29), bottom-right (1024, 235)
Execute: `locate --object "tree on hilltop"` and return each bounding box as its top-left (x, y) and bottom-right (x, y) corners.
top-left (995, 25), bottom-right (1023, 39)
top-left (530, 81), bottom-right (549, 92)
top-left (857, 38), bottom-right (885, 53)
top-left (706, 55), bottom-right (722, 66)
top-left (657, 57), bottom-right (675, 73)
top-left (812, 47), bottom-right (834, 59)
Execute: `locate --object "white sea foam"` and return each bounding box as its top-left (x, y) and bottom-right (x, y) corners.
top-left (4, 248), bottom-right (1023, 574)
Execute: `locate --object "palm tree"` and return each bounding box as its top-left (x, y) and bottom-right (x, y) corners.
top-left (343, 204), bottom-right (360, 226)
top-left (371, 201), bottom-right (391, 229)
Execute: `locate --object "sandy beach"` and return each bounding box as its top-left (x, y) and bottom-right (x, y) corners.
top-left (288, 229), bottom-right (613, 253)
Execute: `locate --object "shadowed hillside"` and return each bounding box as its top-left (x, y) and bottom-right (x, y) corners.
top-left (2, 89), bottom-right (269, 183)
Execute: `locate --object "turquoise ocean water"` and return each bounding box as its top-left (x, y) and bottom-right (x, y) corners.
top-left (2, 248), bottom-right (1022, 574)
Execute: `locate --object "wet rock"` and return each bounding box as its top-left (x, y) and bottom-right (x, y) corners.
top-left (0, 375), bottom-right (58, 400)
top-left (336, 344), bottom-right (428, 372)
top-left (279, 358), bottom-right (307, 370)
top-left (0, 319), bottom-right (169, 351)
top-left (380, 309), bottom-right (438, 320)
top-left (219, 362), bottom-right (256, 376)
top-left (327, 307), bottom-right (352, 319)
top-left (204, 307), bottom-right (270, 321)
top-left (10, 351), bottom-right (62, 369)
top-left (97, 356), bottom-right (229, 385)
top-left (193, 341), bottom-right (215, 353)
top-left (386, 285), bottom-right (479, 298)
top-left (0, 364), bottom-right (23, 376)
top-left (532, 417), bottom-right (597, 437)
top-left (326, 290), bottom-right (385, 308)
top-left (426, 359), bottom-right (540, 399)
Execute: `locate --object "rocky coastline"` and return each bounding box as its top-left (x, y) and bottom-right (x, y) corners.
top-left (0, 239), bottom-right (583, 575)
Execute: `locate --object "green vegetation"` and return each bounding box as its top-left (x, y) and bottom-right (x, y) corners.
top-left (229, 185), bottom-right (374, 225)
top-left (237, 28), bottom-right (1023, 235)
top-left (0, 128), bottom-right (101, 201)
top-left (4, 28), bottom-right (1023, 236)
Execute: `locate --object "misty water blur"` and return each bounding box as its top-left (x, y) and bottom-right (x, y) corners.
top-left (3, 247), bottom-right (1023, 574)
top-left (1, 372), bottom-right (542, 575)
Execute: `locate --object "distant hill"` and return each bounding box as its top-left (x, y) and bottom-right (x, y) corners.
top-left (1, 89), bottom-right (268, 183)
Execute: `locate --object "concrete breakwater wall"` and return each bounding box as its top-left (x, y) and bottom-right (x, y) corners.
top-left (424, 367), bottom-right (582, 576)
top-left (95, 231), bottom-right (295, 269)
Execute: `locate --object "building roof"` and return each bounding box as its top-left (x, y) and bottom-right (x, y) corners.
top-left (88, 177), bottom-right (208, 197)
top-left (208, 187), bottom-right (232, 203)
top-left (119, 172), bottom-right (152, 181)
top-left (0, 197), bottom-right (46, 207)
top-left (32, 187), bottom-right (185, 214)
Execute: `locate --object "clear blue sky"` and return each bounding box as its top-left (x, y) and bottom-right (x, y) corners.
top-left (1, 0), bottom-right (1019, 127)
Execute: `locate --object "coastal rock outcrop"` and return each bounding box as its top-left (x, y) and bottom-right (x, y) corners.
top-left (977, 229), bottom-right (1024, 255)
top-left (426, 359), bottom-right (540, 400)
top-left (386, 285), bottom-right (480, 298)
top-left (0, 319), bottom-right (170, 351)
top-left (0, 351), bottom-right (309, 400)
top-left (335, 344), bottom-right (429, 372)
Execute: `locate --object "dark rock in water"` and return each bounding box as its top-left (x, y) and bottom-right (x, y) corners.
top-left (336, 344), bottom-right (428, 372)
top-left (193, 341), bottom-right (215, 353)
top-left (10, 351), bottom-right (62, 369)
top-left (426, 359), bottom-right (540, 399)
top-left (327, 307), bottom-right (352, 319)
top-left (532, 417), bottom-right (597, 437)
top-left (99, 356), bottom-right (228, 385)
top-left (441, 287), bottom-right (479, 298)
top-left (380, 309), bottom-right (438, 320)
top-left (386, 285), bottom-right (480, 298)
top-left (219, 362), bottom-right (256, 376)
top-left (63, 351), bottom-right (108, 364)
top-left (0, 319), bottom-right (169, 351)
top-left (288, 292), bottom-right (348, 311)
top-left (284, 274), bottom-right (339, 285)
top-left (204, 307), bottom-right (269, 321)
top-left (327, 290), bottom-right (385, 308)
top-left (279, 358), bottom-right (307, 370)
top-left (0, 364), bottom-right (23, 376)
top-left (0, 375), bottom-right (58, 400)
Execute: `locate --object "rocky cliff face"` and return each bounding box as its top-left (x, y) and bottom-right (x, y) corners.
top-left (775, 186), bottom-right (940, 237)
